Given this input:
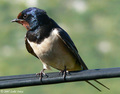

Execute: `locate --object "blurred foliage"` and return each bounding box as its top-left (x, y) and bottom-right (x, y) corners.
top-left (0, 0), bottom-right (120, 94)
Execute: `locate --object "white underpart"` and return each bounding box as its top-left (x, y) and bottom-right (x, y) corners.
top-left (27, 29), bottom-right (81, 71)
top-left (27, 29), bottom-right (59, 70)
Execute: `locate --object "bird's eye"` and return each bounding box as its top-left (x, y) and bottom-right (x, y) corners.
top-left (23, 14), bottom-right (28, 19)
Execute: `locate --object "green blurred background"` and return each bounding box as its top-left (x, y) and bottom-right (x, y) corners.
top-left (0, 0), bottom-right (120, 94)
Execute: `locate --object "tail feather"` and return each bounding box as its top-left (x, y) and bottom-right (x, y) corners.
top-left (94, 80), bottom-right (110, 90)
top-left (78, 56), bottom-right (110, 91)
top-left (86, 80), bottom-right (110, 92)
top-left (86, 81), bottom-right (101, 92)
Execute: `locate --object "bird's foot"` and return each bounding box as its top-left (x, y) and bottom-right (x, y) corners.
top-left (36, 69), bottom-right (48, 81)
top-left (59, 66), bottom-right (69, 80)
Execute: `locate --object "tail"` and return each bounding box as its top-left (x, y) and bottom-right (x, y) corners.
top-left (94, 80), bottom-right (110, 90)
top-left (86, 80), bottom-right (110, 92)
top-left (77, 55), bottom-right (110, 91)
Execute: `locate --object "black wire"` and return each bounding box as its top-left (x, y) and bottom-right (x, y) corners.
top-left (0, 67), bottom-right (120, 89)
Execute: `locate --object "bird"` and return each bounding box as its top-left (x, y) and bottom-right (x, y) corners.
top-left (11, 7), bottom-right (109, 91)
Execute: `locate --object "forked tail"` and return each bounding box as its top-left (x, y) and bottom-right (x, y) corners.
top-left (86, 80), bottom-right (110, 92)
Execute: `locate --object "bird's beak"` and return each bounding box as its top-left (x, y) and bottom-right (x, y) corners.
top-left (11, 19), bottom-right (24, 22)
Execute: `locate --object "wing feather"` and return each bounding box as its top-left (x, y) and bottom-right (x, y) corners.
top-left (56, 28), bottom-right (88, 70)
top-left (25, 37), bottom-right (39, 59)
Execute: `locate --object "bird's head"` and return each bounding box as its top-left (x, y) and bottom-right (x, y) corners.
top-left (11, 7), bottom-right (50, 30)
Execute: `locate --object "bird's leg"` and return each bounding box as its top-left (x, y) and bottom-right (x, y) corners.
top-left (36, 69), bottom-right (48, 81)
top-left (63, 66), bottom-right (67, 80)
top-left (59, 66), bottom-right (69, 80)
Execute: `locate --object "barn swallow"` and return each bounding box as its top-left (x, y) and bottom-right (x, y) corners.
top-left (11, 7), bottom-right (109, 91)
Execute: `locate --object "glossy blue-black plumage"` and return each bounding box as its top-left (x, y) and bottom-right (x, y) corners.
top-left (19, 7), bottom-right (50, 30)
